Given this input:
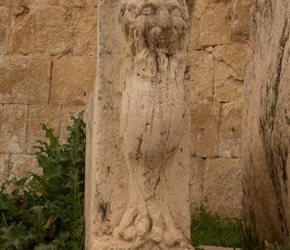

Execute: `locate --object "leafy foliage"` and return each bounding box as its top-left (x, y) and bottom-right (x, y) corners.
top-left (265, 239), bottom-right (290, 250)
top-left (0, 113), bottom-right (86, 250)
top-left (241, 212), bottom-right (261, 250)
top-left (190, 204), bottom-right (242, 248)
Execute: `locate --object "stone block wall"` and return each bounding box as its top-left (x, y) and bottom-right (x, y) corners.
top-left (0, 0), bottom-right (97, 180)
top-left (0, 0), bottom-right (253, 217)
top-left (189, 0), bottom-right (254, 217)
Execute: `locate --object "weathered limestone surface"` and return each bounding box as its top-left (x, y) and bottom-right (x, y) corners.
top-left (0, 0), bottom-right (254, 220)
top-left (1, 104), bottom-right (28, 154)
top-left (0, 0), bottom-right (96, 183)
top-left (191, 103), bottom-right (219, 158)
top-left (0, 56), bottom-right (51, 104)
top-left (86, 0), bottom-right (193, 249)
top-left (9, 154), bottom-right (40, 178)
top-left (190, 50), bottom-right (214, 103)
top-left (51, 56), bottom-right (97, 105)
top-left (219, 102), bottom-right (242, 158)
top-left (243, 0), bottom-right (290, 245)
top-left (0, 154), bottom-right (9, 184)
top-left (26, 105), bottom-right (61, 154)
top-left (189, 158), bottom-right (204, 211)
top-left (203, 158), bottom-right (242, 217)
top-left (189, 0), bottom-right (253, 217)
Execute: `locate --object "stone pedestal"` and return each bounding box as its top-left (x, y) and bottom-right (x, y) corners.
top-left (85, 0), bottom-right (193, 249)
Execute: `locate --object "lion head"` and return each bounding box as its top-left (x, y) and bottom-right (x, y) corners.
top-left (119, 0), bottom-right (189, 77)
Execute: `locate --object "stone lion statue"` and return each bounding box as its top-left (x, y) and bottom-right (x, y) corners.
top-left (114, 0), bottom-right (192, 249)
top-left (119, 0), bottom-right (189, 77)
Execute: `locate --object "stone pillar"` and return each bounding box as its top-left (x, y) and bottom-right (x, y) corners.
top-left (85, 0), bottom-right (193, 249)
top-left (243, 0), bottom-right (290, 246)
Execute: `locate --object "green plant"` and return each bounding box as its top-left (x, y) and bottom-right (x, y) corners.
top-left (241, 211), bottom-right (261, 250)
top-left (265, 239), bottom-right (290, 250)
top-left (190, 203), bottom-right (242, 248)
top-left (0, 112), bottom-right (86, 250)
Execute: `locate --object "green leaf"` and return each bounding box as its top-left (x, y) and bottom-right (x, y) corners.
top-left (0, 112), bottom-right (86, 250)
top-left (0, 223), bottom-right (35, 249)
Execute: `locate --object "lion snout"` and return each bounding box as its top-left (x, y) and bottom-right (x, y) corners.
top-left (147, 26), bottom-right (178, 51)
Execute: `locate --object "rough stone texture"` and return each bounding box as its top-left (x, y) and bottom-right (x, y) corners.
top-left (203, 158), bottom-right (243, 217)
top-left (0, 56), bottom-right (51, 104)
top-left (59, 105), bottom-right (87, 144)
top-left (188, 0), bottom-right (254, 217)
top-left (0, 154), bottom-right (9, 184)
top-left (26, 105), bottom-right (61, 154)
top-left (213, 43), bottom-right (247, 78)
top-left (219, 102), bottom-right (243, 158)
top-left (190, 50), bottom-right (214, 103)
top-left (243, 0), bottom-right (290, 245)
top-left (9, 6), bottom-right (74, 55)
top-left (0, 0), bottom-right (254, 222)
top-left (0, 5), bottom-right (10, 53)
top-left (50, 56), bottom-right (96, 105)
top-left (1, 104), bottom-right (28, 154)
top-left (199, 1), bottom-right (233, 46)
top-left (0, 0), bottom-right (96, 183)
top-left (214, 59), bottom-right (243, 103)
top-left (9, 154), bottom-right (40, 178)
top-left (191, 103), bottom-right (219, 158)
top-left (85, 0), bottom-right (193, 249)
top-left (189, 158), bottom-right (204, 211)
top-left (231, 0), bottom-right (253, 43)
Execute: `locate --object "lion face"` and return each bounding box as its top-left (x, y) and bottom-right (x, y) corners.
top-left (120, 0), bottom-right (189, 55)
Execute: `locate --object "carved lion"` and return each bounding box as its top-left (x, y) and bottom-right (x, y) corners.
top-left (119, 0), bottom-right (189, 77)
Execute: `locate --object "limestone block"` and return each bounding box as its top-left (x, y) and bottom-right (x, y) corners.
top-left (29, 0), bottom-right (97, 7)
top-left (190, 50), bottom-right (214, 103)
top-left (0, 56), bottom-right (51, 104)
top-left (218, 102), bottom-right (242, 158)
top-left (191, 17), bottom-right (201, 50)
top-left (2, 0), bottom-right (30, 6)
top-left (190, 0), bottom-right (208, 50)
top-left (191, 103), bottom-right (219, 158)
top-left (213, 44), bottom-right (247, 78)
top-left (26, 105), bottom-right (61, 154)
top-left (86, 0), bottom-right (193, 248)
top-left (243, 0), bottom-right (290, 244)
top-left (231, 0), bottom-right (254, 43)
top-left (59, 105), bottom-right (86, 144)
top-left (50, 56), bottom-right (96, 104)
top-left (58, 0), bottom-right (90, 7)
top-left (0, 6), bottom-right (10, 53)
top-left (0, 104), bottom-right (28, 154)
top-left (0, 154), bottom-right (9, 184)
top-left (10, 6), bottom-right (74, 55)
top-left (199, 1), bottom-right (233, 46)
top-left (189, 157), bottom-right (204, 213)
top-left (214, 59), bottom-right (244, 103)
top-left (29, 0), bottom-right (60, 4)
top-left (73, 7), bottom-right (98, 56)
top-left (193, 0), bottom-right (207, 20)
top-left (9, 154), bottom-right (40, 179)
top-left (203, 158), bottom-right (242, 217)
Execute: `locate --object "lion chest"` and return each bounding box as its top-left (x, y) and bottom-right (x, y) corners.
top-left (121, 80), bottom-right (186, 157)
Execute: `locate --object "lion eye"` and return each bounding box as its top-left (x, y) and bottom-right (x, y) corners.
top-left (141, 7), bottom-right (154, 15)
top-left (171, 8), bottom-right (181, 17)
